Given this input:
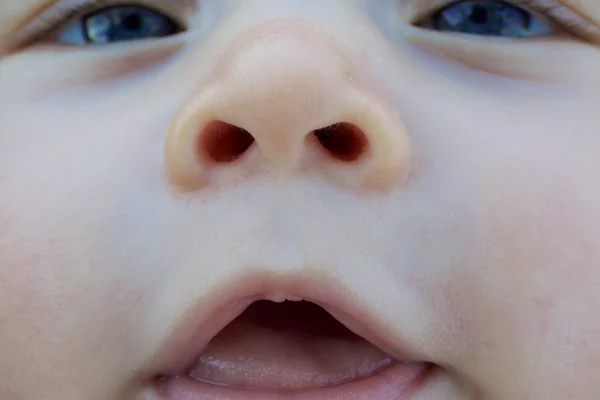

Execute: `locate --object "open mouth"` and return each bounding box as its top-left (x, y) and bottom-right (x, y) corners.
top-left (154, 298), bottom-right (431, 400)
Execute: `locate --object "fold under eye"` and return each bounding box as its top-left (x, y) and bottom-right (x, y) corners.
top-left (58, 5), bottom-right (184, 45)
top-left (418, 0), bottom-right (553, 38)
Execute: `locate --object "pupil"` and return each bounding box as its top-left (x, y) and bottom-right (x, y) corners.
top-left (123, 13), bottom-right (143, 31)
top-left (470, 6), bottom-right (489, 24)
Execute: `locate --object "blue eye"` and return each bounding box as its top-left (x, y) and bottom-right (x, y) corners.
top-left (58, 5), bottom-right (183, 44)
top-left (422, 0), bottom-right (553, 37)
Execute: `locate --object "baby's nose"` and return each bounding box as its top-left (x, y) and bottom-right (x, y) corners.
top-left (164, 21), bottom-right (411, 192)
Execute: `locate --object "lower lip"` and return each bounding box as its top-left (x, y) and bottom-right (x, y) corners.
top-left (156, 361), bottom-right (430, 400)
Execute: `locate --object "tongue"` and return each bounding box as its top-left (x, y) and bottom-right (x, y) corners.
top-left (188, 301), bottom-right (395, 391)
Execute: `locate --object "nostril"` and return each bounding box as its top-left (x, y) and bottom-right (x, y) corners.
top-left (199, 120), bottom-right (255, 163)
top-left (313, 123), bottom-right (368, 162)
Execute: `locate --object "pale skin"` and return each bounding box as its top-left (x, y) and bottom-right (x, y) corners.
top-left (1, 0), bottom-right (600, 399)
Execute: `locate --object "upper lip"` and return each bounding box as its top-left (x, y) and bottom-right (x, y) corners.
top-left (146, 269), bottom-right (428, 378)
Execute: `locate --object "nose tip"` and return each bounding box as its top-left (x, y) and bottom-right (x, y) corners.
top-left (165, 25), bottom-right (411, 192)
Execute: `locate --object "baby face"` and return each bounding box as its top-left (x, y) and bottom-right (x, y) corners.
top-left (2, 1), bottom-right (600, 399)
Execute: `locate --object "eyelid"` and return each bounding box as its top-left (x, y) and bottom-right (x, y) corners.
top-left (520, 0), bottom-right (600, 40)
top-left (8, 0), bottom-right (195, 48)
top-left (408, 0), bottom-right (600, 42)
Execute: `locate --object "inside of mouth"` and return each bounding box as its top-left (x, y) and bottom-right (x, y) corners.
top-left (187, 300), bottom-right (395, 391)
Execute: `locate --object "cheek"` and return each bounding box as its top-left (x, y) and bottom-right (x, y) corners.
top-left (474, 167), bottom-right (600, 334)
top-left (0, 103), bottom-right (156, 394)
top-left (448, 90), bottom-right (600, 315)
top-left (441, 108), bottom-right (600, 391)
top-left (0, 188), bottom-right (137, 394)
top-left (410, 90), bottom-right (600, 393)
top-left (475, 122), bottom-right (600, 307)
